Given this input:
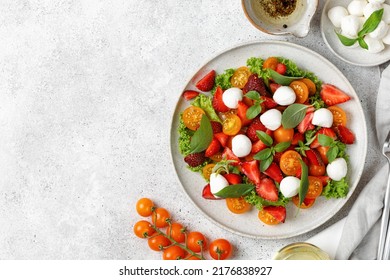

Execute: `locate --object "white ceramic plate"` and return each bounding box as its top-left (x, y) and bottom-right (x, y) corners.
top-left (321, 0), bottom-right (390, 67)
top-left (170, 41), bottom-right (367, 239)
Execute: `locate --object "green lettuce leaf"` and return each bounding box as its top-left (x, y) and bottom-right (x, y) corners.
top-left (322, 178), bottom-right (349, 199)
top-left (191, 94), bottom-right (221, 123)
top-left (214, 68), bottom-right (234, 91)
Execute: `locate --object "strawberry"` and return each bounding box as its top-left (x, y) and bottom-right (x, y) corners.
top-left (240, 160), bottom-right (261, 185)
top-left (261, 96), bottom-right (278, 109)
top-left (275, 63), bottom-right (287, 75)
top-left (310, 127), bottom-right (337, 149)
top-left (223, 173), bottom-right (242, 185)
top-left (184, 152), bottom-right (206, 167)
top-left (251, 139), bottom-right (267, 153)
top-left (317, 176), bottom-right (331, 187)
top-left (335, 124), bottom-right (355, 144)
top-left (243, 73), bottom-right (269, 96)
top-left (237, 101), bottom-right (252, 126)
top-left (263, 162), bottom-right (283, 183)
top-left (292, 132), bottom-right (304, 145)
top-left (255, 177), bottom-right (279, 201)
top-left (211, 121), bottom-right (222, 134)
top-left (212, 86), bottom-right (229, 112)
top-left (320, 84), bottom-right (351, 106)
top-left (214, 132), bottom-right (229, 147)
top-left (297, 111), bottom-right (314, 134)
top-left (182, 90), bottom-right (200, 100)
top-left (196, 70), bottom-right (215, 92)
top-left (263, 206), bottom-right (286, 223)
top-left (305, 149), bottom-right (323, 166)
top-left (205, 138), bottom-right (221, 157)
top-left (222, 147), bottom-right (240, 165)
top-left (246, 117), bottom-right (267, 142)
top-left (269, 83), bottom-right (281, 93)
top-left (202, 184), bottom-right (220, 200)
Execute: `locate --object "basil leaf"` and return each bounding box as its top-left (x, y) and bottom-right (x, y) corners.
top-left (358, 37), bottom-right (369, 50)
top-left (269, 69), bottom-right (302, 86)
top-left (254, 148), bottom-right (272, 161)
top-left (281, 104), bottom-right (308, 129)
top-left (256, 131), bottom-right (273, 146)
top-left (318, 134), bottom-right (334, 147)
top-left (246, 103), bottom-right (262, 119)
top-left (274, 141), bottom-right (291, 153)
top-left (335, 32), bottom-right (358, 46)
top-left (358, 8), bottom-right (384, 37)
top-left (214, 184), bottom-right (255, 198)
top-left (189, 114), bottom-right (213, 153)
top-left (298, 159), bottom-right (309, 206)
top-left (245, 90), bottom-right (260, 101)
top-left (260, 156), bottom-right (273, 172)
top-left (327, 146), bottom-right (339, 163)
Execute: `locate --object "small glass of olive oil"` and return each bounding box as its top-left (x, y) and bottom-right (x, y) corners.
top-left (273, 242), bottom-right (331, 260)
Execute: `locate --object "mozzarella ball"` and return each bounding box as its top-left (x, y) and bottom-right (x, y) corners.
top-left (222, 87), bottom-right (243, 109)
top-left (382, 28), bottom-right (390, 44)
top-left (363, 2), bottom-right (383, 18)
top-left (312, 108), bottom-right (334, 128)
top-left (232, 134), bottom-right (252, 158)
top-left (328, 6), bottom-right (349, 28)
top-left (326, 158), bottom-right (348, 181)
top-left (273, 86), bottom-right (296, 106)
top-left (368, 20), bottom-right (389, 39)
top-left (382, 4), bottom-right (390, 24)
top-left (341, 15), bottom-right (362, 38)
top-left (280, 176), bottom-right (301, 198)
top-left (365, 36), bottom-right (385, 53)
top-left (210, 173), bottom-right (229, 196)
top-left (260, 109), bottom-right (282, 131)
top-left (368, 0), bottom-right (385, 3)
top-left (348, 0), bottom-right (368, 16)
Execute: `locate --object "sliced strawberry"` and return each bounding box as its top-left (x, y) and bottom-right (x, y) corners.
top-left (196, 70), bottom-right (215, 92)
top-left (246, 117), bottom-right (267, 142)
top-left (214, 132), bottom-right (229, 147)
top-left (202, 184), bottom-right (220, 200)
top-left (297, 111), bottom-right (314, 134)
top-left (269, 83), bottom-right (281, 93)
top-left (240, 160), bottom-right (261, 185)
top-left (335, 124), bottom-right (355, 144)
top-left (275, 63), bottom-right (287, 75)
top-left (263, 206), bottom-right (286, 223)
top-left (184, 152), bottom-right (206, 167)
top-left (222, 147), bottom-right (240, 165)
top-left (292, 132), bottom-right (304, 145)
top-left (212, 86), bottom-right (229, 112)
top-left (310, 127), bottom-right (337, 149)
top-left (223, 173), bottom-right (242, 185)
top-left (261, 96), bottom-right (278, 109)
top-left (211, 121), bottom-right (222, 134)
top-left (305, 149), bottom-right (323, 166)
top-left (263, 162), bottom-right (283, 183)
top-left (317, 175), bottom-right (331, 187)
top-left (255, 177), bottom-right (279, 202)
top-left (182, 90), bottom-right (200, 100)
top-left (320, 84), bottom-right (351, 106)
top-left (243, 73), bottom-right (269, 96)
top-left (205, 138), bottom-right (221, 157)
top-left (237, 101), bottom-right (252, 126)
top-left (251, 139), bottom-right (267, 153)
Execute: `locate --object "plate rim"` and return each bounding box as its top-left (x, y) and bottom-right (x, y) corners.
top-left (169, 39), bottom-right (368, 239)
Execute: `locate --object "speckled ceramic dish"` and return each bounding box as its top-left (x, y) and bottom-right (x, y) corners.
top-left (170, 40), bottom-right (367, 239)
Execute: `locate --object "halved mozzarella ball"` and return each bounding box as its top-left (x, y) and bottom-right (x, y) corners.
top-left (210, 173), bottom-right (229, 196)
top-left (273, 86), bottom-right (296, 106)
top-left (348, 0), bottom-right (368, 16)
top-left (280, 176), bottom-right (301, 198)
top-left (365, 36), bottom-right (385, 53)
top-left (312, 108), bottom-right (333, 128)
top-left (326, 158), bottom-right (348, 181)
top-left (260, 109), bottom-right (282, 131)
top-left (341, 15), bottom-right (362, 38)
top-left (328, 6), bottom-right (349, 28)
top-left (368, 20), bottom-right (389, 39)
top-left (368, 0), bottom-right (385, 4)
top-left (222, 87), bottom-right (243, 109)
top-left (232, 134), bottom-right (252, 158)
top-left (382, 28), bottom-right (390, 44)
top-left (363, 2), bottom-right (383, 18)
top-left (382, 4), bottom-right (390, 24)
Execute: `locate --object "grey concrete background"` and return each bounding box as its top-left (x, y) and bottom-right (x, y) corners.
top-left (0, 0), bottom-right (384, 259)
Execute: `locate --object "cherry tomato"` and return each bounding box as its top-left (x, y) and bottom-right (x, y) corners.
top-left (210, 152), bottom-right (223, 162)
top-left (226, 197), bottom-right (251, 214)
top-left (292, 195), bottom-right (316, 209)
top-left (148, 234), bottom-right (171, 251)
top-left (153, 207), bottom-right (171, 228)
top-left (300, 78), bottom-right (317, 96)
top-left (182, 106), bottom-right (205, 130)
top-left (279, 150), bottom-right (302, 176)
top-left (289, 80), bottom-right (309, 104)
top-left (231, 66), bottom-right (251, 88)
top-left (258, 209), bottom-right (280, 225)
top-left (209, 239), bottom-right (233, 260)
top-left (166, 222), bottom-right (186, 243)
top-left (222, 114), bottom-right (242, 136)
top-left (186, 232), bottom-right (207, 253)
top-left (186, 255), bottom-right (202, 260)
top-left (136, 197), bottom-right (154, 217)
top-left (309, 164), bottom-right (326, 176)
top-left (263, 57), bottom-right (279, 71)
top-left (306, 176), bottom-right (323, 199)
top-left (133, 220), bottom-right (155, 238)
top-left (328, 105), bottom-right (347, 127)
top-left (273, 126), bottom-right (294, 143)
top-left (202, 163), bottom-right (216, 180)
top-left (317, 146), bottom-right (329, 165)
top-left (162, 245), bottom-right (186, 260)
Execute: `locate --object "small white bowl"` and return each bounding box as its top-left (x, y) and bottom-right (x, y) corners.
top-left (242, 0), bottom-right (319, 37)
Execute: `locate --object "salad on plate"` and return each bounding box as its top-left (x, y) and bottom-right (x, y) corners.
top-left (177, 56), bottom-right (356, 226)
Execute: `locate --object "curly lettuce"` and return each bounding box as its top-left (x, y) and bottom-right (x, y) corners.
top-left (214, 68), bottom-right (235, 91)
top-left (191, 94), bottom-right (221, 123)
top-left (322, 178), bottom-right (349, 199)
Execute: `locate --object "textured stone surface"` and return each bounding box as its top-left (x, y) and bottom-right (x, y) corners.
top-left (0, 0), bottom-right (383, 259)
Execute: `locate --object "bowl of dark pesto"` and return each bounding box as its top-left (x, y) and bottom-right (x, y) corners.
top-left (242, 0), bottom-right (318, 37)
